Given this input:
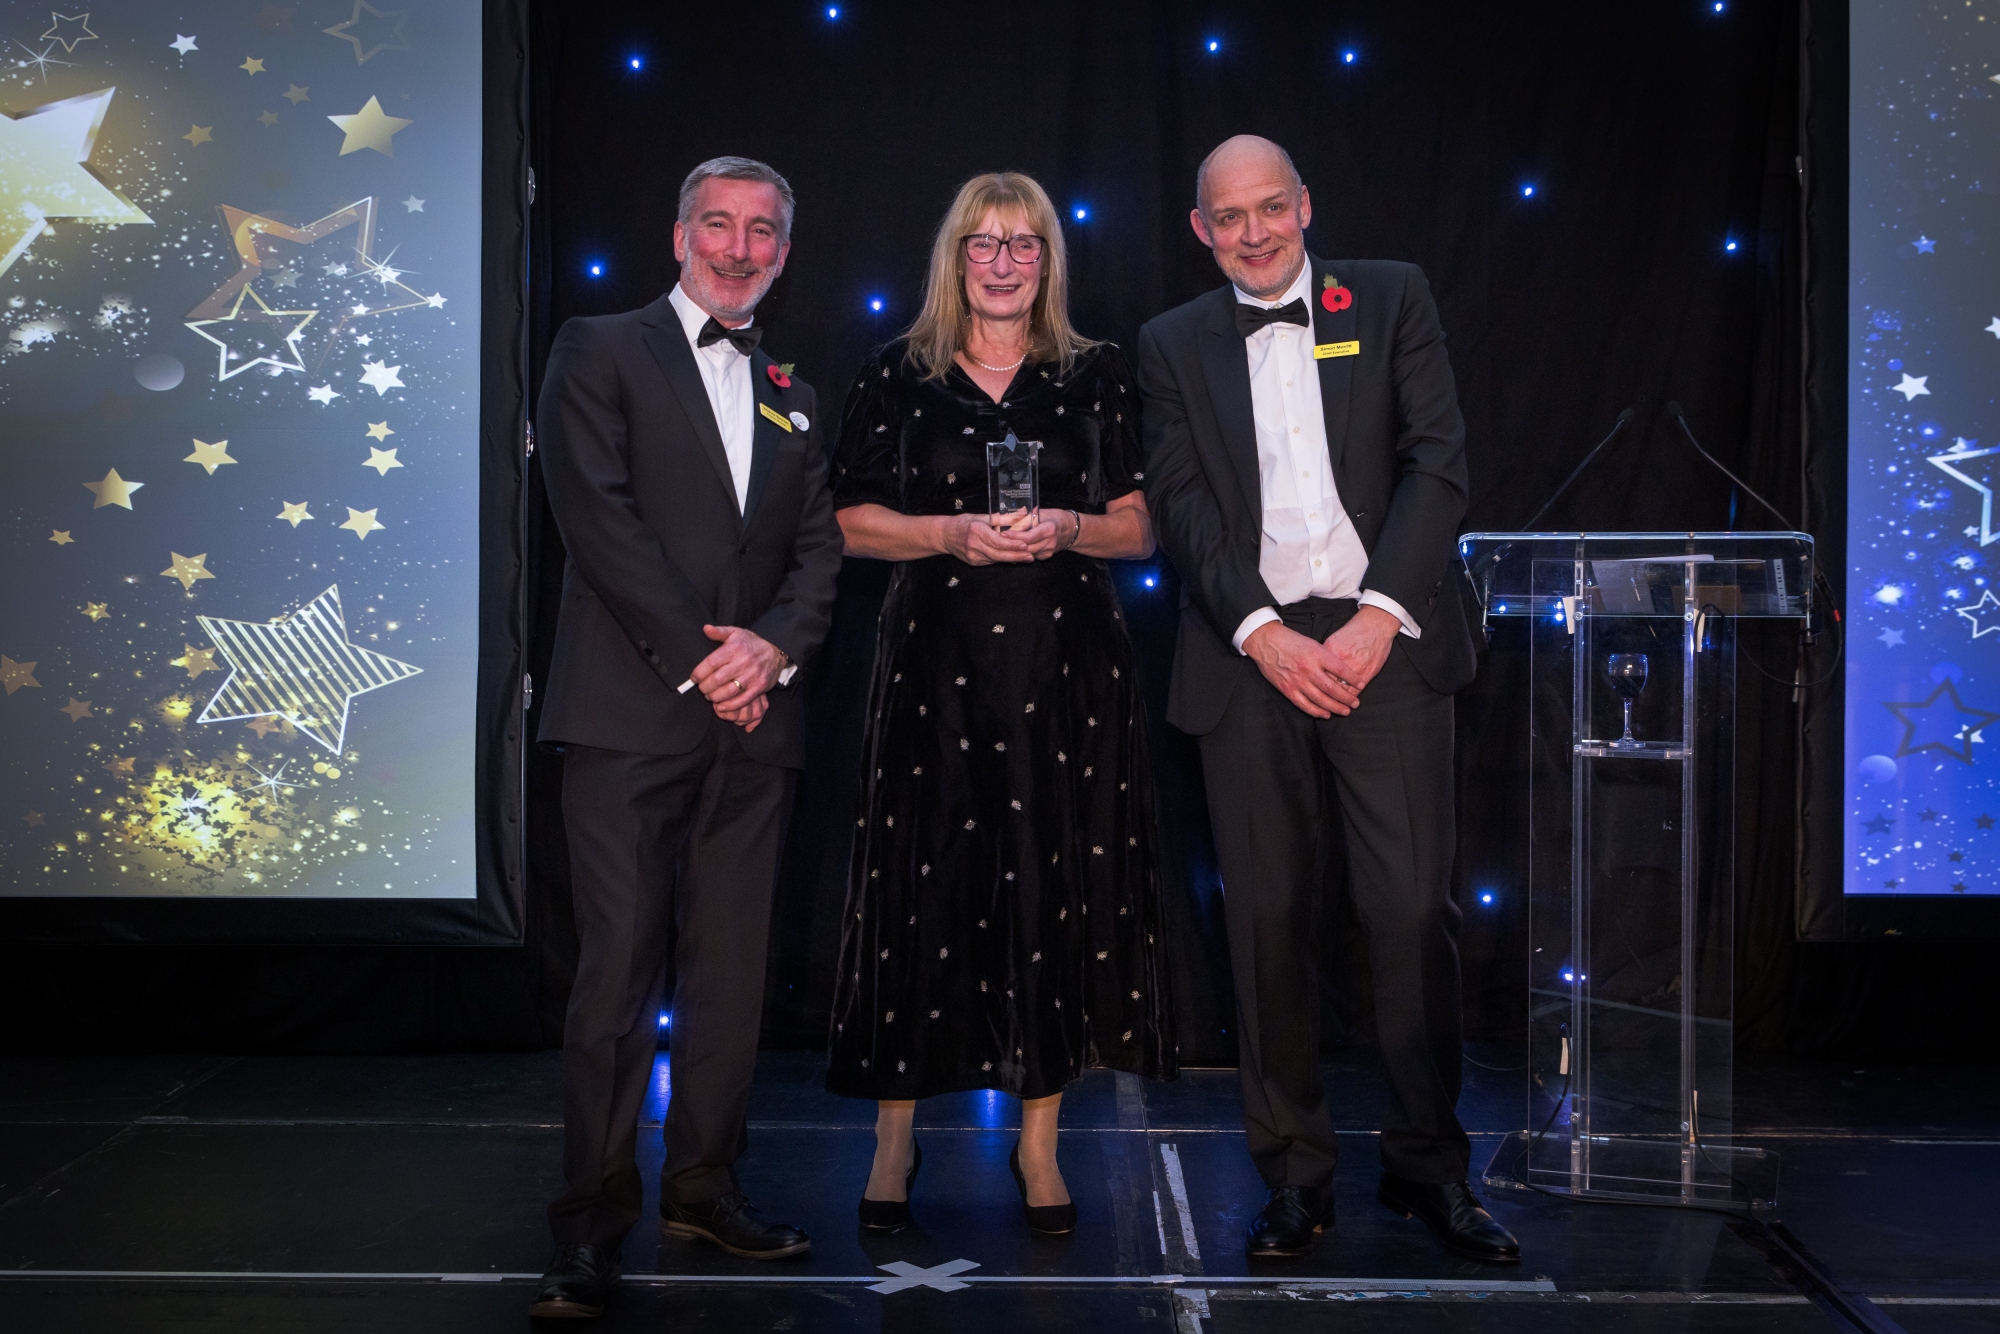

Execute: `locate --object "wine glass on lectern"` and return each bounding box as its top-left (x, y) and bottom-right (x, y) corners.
top-left (1605, 653), bottom-right (1649, 748)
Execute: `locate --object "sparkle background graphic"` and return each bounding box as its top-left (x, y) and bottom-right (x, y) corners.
top-left (0, 1), bottom-right (480, 898)
top-left (1848, 0), bottom-right (2000, 897)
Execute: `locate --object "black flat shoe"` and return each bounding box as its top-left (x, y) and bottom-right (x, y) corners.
top-left (858, 1135), bottom-right (923, 1230)
top-left (1009, 1142), bottom-right (1077, 1235)
top-left (661, 1190), bottom-right (811, 1259)
top-left (1378, 1174), bottom-right (1521, 1263)
top-left (529, 1242), bottom-right (619, 1318)
top-left (1246, 1184), bottom-right (1334, 1258)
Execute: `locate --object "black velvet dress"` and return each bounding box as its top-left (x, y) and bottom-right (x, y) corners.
top-left (825, 340), bottom-right (1178, 1101)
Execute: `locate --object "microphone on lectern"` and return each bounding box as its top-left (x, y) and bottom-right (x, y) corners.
top-left (1664, 401), bottom-right (1794, 530)
top-left (1519, 407), bottom-right (1639, 531)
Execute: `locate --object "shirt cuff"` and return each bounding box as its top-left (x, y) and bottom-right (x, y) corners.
top-left (1358, 589), bottom-right (1421, 639)
top-left (1231, 606), bottom-right (1281, 654)
top-left (777, 663), bottom-right (799, 687)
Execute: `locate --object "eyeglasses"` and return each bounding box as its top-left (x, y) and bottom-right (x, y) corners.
top-left (962, 232), bottom-right (1046, 264)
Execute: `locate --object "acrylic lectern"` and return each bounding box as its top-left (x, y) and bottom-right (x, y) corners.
top-left (1459, 532), bottom-right (1813, 1210)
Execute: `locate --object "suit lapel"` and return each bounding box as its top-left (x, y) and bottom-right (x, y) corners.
top-left (639, 296), bottom-right (740, 522)
top-left (1197, 288), bottom-right (1262, 522)
top-left (744, 352), bottom-right (785, 523)
top-left (1308, 254), bottom-right (1357, 477)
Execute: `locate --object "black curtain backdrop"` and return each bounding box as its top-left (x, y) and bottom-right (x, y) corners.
top-left (4, 0), bottom-right (1996, 1063)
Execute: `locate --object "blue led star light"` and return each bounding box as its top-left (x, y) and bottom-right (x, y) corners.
top-left (627, 55), bottom-right (642, 70)
top-left (1073, 206), bottom-right (1088, 221)
top-left (588, 261), bottom-right (604, 277)
top-left (827, 5), bottom-right (840, 17)
top-left (868, 297), bottom-right (884, 313)
top-left (1206, 37), bottom-right (1220, 53)
top-left (1479, 891), bottom-right (1496, 905)
top-left (1342, 49), bottom-right (1357, 64)
top-left (1521, 183), bottom-right (1536, 198)
top-left (1725, 238), bottom-right (1739, 252)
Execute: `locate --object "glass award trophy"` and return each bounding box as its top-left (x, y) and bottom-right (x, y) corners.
top-left (986, 432), bottom-right (1042, 515)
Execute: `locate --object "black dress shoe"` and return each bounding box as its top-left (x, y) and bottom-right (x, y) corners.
top-left (1009, 1143), bottom-right (1077, 1235)
top-left (1378, 1174), bottom-right (1521, 1263)
top-left (529, 1243), bottom-right (619, 1319)
top-left (1246, 1184), bottom-right (1335, 1258)
top-left (661, 1190), bottom-right (811, 1259)
top-left (858, 1135), bottom-right (923, 1230)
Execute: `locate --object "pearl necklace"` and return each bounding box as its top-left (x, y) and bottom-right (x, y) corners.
top-left (968, 351), bottom-right (1026, 373)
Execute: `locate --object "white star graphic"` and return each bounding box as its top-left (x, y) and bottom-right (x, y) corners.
top-left (1930, 441), bottom-right (2000, 547)
top-left (323, 261), bottom-right (348, 277)
top-left (425, 291), bottom-right (446, 308)
top-left (169, 34), bottom-right (198, 55)
top-left (1986, 317), bottom-right (2000, 339)
top-left (1895, 373), bottom-right (1931, 400)
top-left (358, 360), bottom-right (404, 395)
top-left (372, 264), bottom-right (402, 286)
top-left (1957, 589), bottom-right (2000, 639)
top-left (402, 196), bottom-right (424, 212)
top-left (308, 384), bottom-right (341, 404)
top-left (1879, 627), bottom-right (1905, 647)
top-left (354, 333), bottom-right (372, 346)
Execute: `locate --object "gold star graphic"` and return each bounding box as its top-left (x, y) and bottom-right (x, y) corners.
top-left (59, 697), bottom-right (92, 722)
top-left (82, 602), bottom-right (107, 621)
top-left (340, 507), bottom-right (384, 539)
top-left (49, 530), bottom-right (72, 545)
top-left (363, 447), bottom-right (402, 476)
top-left (161, 552), bottom-right (215, 591)
top-left (365, 420), bottom-right (394, 441)
top-left (40, 13), bottom-right (97, 53)
top-left (1, 657), bottom-right (40, 694)
top-left (241, 56), bottom-right (266, 75)
top-left (278, 501), bottom-right (313, 527)
top-left (105, 756), bottom-right (134, 776)
top-left (184, 438), bottom-right (238, 474)
top-left (284, 84), bottom-right (310, 104)
top-left (0, 88), bottom-right (153, 278)
top-left (82, 468), bottom-right (142, 509)
top-left (23, 810), bottom-right (45, 827)
top-left (327, 96), bottom-right (411, 157)
top-left (183, 124), bottom-right (213, 146)
top-left (185, 285), bottom-right (316, 382)
top-left (258, 111), bottom-right (279, 128)
top-left (323, 0), bottom-right (410, 63)
top-left (177, 643), bottom-right (219, 679)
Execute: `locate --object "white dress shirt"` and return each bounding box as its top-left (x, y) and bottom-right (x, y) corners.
top-left (668, 283), bottom-right (754, 513)
top-left (1229, 261), bottom-right (1418, 652)
top-left (665, 283), bottom-right (797, 688)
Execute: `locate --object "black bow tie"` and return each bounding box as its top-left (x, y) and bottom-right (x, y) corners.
top-left (1235, 298), bottom-right (1310, 339)
top-left (696, 318), bottom-right (762, 357)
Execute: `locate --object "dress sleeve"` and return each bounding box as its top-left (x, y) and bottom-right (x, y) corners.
top-left (831, 348), bottom-right (905, 511)
top-left (1092, 342), bottom-right (1146, 502)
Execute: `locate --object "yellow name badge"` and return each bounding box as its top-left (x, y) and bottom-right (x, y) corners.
top-left (758, 401), bottom-right (793, 432)
top-left (1313, 341), bottom-right (1360, 359)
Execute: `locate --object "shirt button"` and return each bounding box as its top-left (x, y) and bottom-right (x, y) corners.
top-left (1285, 379), bottom-right (1293, 387)
top-left (1301, 469), bottom-right (1310, 478)
top-left (1309, 512), bottom-right (1318, 520)
top-left (1291, 426), bottom-right (1300, 435)
top-left (1315, 559), bottom-right (1324, 567)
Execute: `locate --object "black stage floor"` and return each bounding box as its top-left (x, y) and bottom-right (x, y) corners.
top-left (0, 1046), bottom-right (1994, 1333)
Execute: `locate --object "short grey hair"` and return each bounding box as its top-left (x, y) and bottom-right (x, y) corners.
top-left (1194, 138), bottom-right (1304, 213)
top-left (678, 155), bottom-right (796, 241)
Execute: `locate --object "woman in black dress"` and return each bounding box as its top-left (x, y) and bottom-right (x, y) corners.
top-left (827, 172), bottom-right (1176, 1234)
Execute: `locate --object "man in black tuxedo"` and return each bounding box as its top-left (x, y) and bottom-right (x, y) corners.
top-left (1138, 135), bottom-right (1518, 1263)
top-left (529, 156), bottom-right (843, 1318)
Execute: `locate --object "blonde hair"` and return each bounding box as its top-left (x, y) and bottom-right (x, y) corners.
top-left (904, 172), bottom-right (1098, 380)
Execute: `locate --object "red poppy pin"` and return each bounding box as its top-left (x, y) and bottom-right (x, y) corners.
top-left (1321, 275), bottom-right (1352, 313)
top-left (767, 362), bottom-right (794, 389)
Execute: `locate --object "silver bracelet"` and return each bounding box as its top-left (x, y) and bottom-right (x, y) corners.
top-left (1065, 509), bottom-right (1084, 550)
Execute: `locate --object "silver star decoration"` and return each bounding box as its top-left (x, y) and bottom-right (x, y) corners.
top-left (196, 585), bottom-right (421, 754)
top-left (1879, 627), bottom-right (1905, 646)
top-left (402, 195), bottom-right (424, 212)
top-left (1895, 373), bottom-right (1931, 401)
top-left (308, 384), bottom-right (340, 404)
top-left (358, 359), bottom-right (403, 395)
top-left (1929, 440), bottom-right (2000, 547)
top-left (1958, 589), bottom-right (2000, 640)
top-left (169, 34), bottom-right (198, 55)
top-left (1987, 317), bottom-right (2000, 339)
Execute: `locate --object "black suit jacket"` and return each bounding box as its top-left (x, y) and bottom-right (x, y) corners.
top-left (535, 291), bottom-right (843, 766)
top-left (1137, 255), bottom-right (1477, 736)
